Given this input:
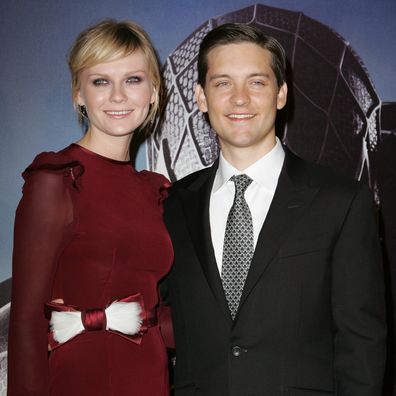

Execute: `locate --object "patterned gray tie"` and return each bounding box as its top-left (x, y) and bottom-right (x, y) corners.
top-left (222, 174), bottom-right (254, 320)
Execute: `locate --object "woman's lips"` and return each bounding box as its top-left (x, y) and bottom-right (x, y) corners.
top-left (104, 110), bottom-right (133, 119)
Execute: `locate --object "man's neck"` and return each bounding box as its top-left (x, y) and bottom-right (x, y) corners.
top-left (220, 139), bottom-right (277, 171)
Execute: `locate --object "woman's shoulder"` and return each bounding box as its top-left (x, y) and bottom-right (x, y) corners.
top-left (23, 145), bottom-right (84, 189)
top-left (139, 170), bottom-right (171, 202)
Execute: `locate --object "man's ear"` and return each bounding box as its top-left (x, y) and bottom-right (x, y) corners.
top-left (195, 84), bottom-right (208, 113)
top-left (276, 82), bottom-right (288, 110)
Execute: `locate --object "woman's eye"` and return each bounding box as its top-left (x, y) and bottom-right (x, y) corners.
top-left (126, 76), bottom-right (142, 84)
top-left (92, 78), bottom-right (109, 86)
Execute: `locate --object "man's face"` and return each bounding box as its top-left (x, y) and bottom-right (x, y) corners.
top-left (196, 42), bottom-right (287, 160)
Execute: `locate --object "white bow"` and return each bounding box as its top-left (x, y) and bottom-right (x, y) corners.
top-left (49, 301), bottom-right (142, 343)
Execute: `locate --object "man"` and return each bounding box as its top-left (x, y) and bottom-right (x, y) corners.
top-left (163, 23), bottom-right (386, 395)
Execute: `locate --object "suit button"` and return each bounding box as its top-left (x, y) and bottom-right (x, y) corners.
top-left (231, 346), bottom-right (242, 357)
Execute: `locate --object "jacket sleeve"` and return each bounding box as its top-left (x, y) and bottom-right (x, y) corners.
top-left (7, 166), bottom-right (76, 396)
top-left (332, 184), bottom-right (386, 395)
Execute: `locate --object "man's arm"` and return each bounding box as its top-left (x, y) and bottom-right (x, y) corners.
top-left (332, 184), bottom-right (386, 395)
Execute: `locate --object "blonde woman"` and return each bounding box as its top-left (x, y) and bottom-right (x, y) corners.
top-left (8, 20), bottom-right (173, 395)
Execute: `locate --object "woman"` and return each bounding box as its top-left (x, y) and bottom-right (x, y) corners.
top-left (8, 20), bottom-right (173, 395)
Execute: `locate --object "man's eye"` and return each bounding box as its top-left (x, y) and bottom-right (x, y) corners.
top-left (92, 79), bottom-right (109, 86)
top-left (215, 81), bottom-right (229, 87)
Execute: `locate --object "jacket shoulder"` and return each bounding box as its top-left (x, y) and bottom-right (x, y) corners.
top-left (171, 166), bottom-right (213, 190)
top-left (286, 149), bottom-right (365, 194)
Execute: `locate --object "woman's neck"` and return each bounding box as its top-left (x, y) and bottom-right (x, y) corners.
top-left (76, 132), bottom-right (132, 161)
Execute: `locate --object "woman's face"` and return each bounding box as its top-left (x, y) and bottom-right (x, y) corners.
top-left (76, 49), bottom-right (155, 140)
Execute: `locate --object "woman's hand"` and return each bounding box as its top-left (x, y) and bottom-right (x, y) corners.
top-left (48, 298), bottom-right (64, 351)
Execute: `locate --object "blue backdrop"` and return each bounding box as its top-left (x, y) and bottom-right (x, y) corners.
top-left (1, 0), bottom-right (395, 282)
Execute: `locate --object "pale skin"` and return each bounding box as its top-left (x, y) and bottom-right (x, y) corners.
top-left (75, 50), bottom-right (156, 161)
top-left (195, 42), bottom-right (287, 171)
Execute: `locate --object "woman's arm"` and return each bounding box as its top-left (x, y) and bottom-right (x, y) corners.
top-left (8, 169), bottom-right (74, 396)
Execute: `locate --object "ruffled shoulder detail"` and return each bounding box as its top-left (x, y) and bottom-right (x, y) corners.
top-left (140, 170), bottom-right (172, 204)
top-left (23, 147), bottom-right (84, 190)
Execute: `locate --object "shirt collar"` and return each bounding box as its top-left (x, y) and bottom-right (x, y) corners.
top-left (212, 137), bottom-right (285, 194)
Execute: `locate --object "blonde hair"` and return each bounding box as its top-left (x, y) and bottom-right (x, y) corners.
top-left (68, 19), bottom-right (162, 136)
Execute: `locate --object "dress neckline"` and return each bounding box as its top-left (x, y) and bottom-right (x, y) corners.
top-left (70, 143), bottom-right (132, 166)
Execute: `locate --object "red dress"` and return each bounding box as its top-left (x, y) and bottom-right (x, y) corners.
top-left (8, 144), bottom-right (173, 396)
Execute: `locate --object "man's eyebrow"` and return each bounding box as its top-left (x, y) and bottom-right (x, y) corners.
top-left (208, 72), bottom-right (271, 81)
top-left (248, 73), bottom-right (271, 79)
top-left (208, 74), bottom-right (230, 81)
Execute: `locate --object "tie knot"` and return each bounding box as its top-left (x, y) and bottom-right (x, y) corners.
top-left (231, 174), bottom-right (252, 197)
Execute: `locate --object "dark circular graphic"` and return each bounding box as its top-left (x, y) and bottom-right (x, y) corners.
top-left (148, 3), bottom-right (395, 200)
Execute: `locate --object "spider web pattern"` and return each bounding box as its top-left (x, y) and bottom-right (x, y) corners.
top-left (148, 3), bottom-right (381, 187)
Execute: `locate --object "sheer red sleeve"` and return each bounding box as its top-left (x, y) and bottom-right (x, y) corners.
top-left (140, 170), bottom-right (174, 348)
top-left (7, 153), bottom-right (82, 396)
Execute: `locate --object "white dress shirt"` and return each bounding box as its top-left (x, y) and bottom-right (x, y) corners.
top-left (209, 138), bottom-right (285, 273)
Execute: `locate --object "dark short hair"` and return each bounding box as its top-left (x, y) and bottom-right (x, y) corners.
top-left (197, 23), bottom-right (286, 88)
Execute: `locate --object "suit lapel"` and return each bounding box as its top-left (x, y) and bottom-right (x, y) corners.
top-left (178, 163), bottom-right (233, 323)
top-left (238, 150), bottom-right (320, 312)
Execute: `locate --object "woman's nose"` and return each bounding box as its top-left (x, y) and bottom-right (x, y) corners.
top-left (110, 84), bottom-right (127, 103)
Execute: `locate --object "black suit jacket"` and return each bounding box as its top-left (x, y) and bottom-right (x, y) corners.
top-left (163, 149), bottom-right (386, 396)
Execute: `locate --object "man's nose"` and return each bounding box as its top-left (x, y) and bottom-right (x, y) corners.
top-left (230, 85), bottom-right (250, 106)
